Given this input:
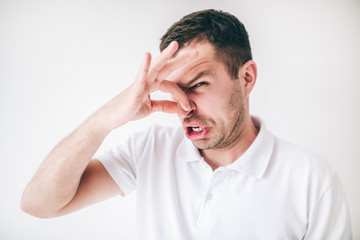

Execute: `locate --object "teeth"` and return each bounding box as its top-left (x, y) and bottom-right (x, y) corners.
top-left (192, 126), bottom-right (203, 132)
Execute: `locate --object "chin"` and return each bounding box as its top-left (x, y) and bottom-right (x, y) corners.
top-left (192, 139), bottom-right (218, 150)
top-left (192, 140), bottom-right (209, 150)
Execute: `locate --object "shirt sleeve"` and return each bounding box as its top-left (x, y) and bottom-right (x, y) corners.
top-left (94, 134), bottom-right (138, 196)
top-left (303, 172), bottom-right (352, 240)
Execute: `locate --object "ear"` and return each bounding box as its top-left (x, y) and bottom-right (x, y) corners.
top-left (238, 60), bottom-right (257, 98)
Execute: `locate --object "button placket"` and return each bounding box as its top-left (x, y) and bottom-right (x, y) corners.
top-left (197, 168), bottom-right (224, 229)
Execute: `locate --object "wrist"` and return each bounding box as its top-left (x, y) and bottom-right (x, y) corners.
top-left (81, 113), bottom-right (112, 143)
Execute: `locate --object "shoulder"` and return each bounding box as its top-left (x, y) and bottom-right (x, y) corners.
top-left (130, 125), bottom-right (184, 145)
top-left (276, 138), bottom-right (333, 171)
top-left (97, 125), bottom-right (184, 159)
top-left (124, 125), bottom-right (185, 156)
top-left (272, 137), bottom-right (335, 187)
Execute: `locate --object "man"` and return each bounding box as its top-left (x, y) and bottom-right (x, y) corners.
top-left (21, 9), bottom-right (352, 239)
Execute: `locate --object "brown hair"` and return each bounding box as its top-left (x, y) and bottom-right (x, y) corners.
top-left (160, 9), bottom-right (252, 79)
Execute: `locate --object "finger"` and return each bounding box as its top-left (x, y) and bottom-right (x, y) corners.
top-left (159, 80), bottom-right (191, 111)
top-left (151, 100), bottom-right (178, 114)
top-left (135, 52), bottom-right (152, 84)
top-left (147, 41), bottom-right (179, 82)
top-left (156, 50), bottom-right (199, 82)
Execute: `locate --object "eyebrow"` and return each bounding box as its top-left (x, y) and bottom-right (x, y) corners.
top-left (179, 70), bottom-right (212, 91)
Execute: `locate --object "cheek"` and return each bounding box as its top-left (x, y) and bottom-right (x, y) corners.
top-left (229, 86), bottom-right (244, 108)
top-left (198, 84), bottom-right (244, 118)
top-left (194, 93), bottom-right (225, 115)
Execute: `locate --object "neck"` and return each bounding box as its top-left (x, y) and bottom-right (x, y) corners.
top-left (200, 116), bottom-right (259, 171)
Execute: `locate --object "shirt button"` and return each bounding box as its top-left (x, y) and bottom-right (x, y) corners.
top-left (207, 193), bottom-right (213, 200)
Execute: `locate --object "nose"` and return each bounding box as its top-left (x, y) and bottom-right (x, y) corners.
top-left (177, 101), bottom-right (196, 119)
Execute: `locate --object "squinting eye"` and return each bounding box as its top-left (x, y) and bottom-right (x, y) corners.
top-left (190, 82), bottom-right (207, 90)
top-left (194, 82), bottom-right (206, 88)
top-left (186, 82), bottom-right (208, 93)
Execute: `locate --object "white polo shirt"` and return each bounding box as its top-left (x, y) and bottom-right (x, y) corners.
top-left (96, 118), bottom-right (352, 240)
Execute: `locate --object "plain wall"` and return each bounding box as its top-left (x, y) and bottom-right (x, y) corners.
top-left (0, 0), bottom-right (359, 239)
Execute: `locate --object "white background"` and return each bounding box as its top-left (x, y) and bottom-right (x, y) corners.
top-left (0, 0), bottom-right (359, 239)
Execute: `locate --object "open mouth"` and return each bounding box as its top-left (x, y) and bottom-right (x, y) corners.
top-left (189, 126), bottom-right (203, 132)
top-left (185, 126), bottom-right (208, 140)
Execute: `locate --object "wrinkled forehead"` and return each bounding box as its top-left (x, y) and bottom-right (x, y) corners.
top-left (166, 42), bottom-right (217, 85)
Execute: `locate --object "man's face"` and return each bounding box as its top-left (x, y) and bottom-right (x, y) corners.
top-left (167, 42), bottom-right (248, 150)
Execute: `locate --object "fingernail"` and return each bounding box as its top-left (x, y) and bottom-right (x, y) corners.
top-left (169, 41), bottom-right (177, 48)
top-left (184, 103), bottom-right (191, 112)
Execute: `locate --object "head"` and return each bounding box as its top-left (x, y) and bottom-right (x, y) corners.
top-left (162, 10), bottom-right (257, 151)
top-left (160, 9), bottom-right (252, 80)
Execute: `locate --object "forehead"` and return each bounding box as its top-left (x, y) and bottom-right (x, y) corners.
top-left (166, 42), bottom-right (219, 85)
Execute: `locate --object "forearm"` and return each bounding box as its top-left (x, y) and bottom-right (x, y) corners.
top-left (21, 115), bottom-right (110, 218)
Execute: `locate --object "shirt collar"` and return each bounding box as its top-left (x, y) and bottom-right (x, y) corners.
top-left (177, 116), bottom-right (274, 179)
top-left (225, 117), bottom-right (274, 178)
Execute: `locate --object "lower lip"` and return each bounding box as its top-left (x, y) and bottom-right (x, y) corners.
top-left (185, 127), bottom-right (209, 141)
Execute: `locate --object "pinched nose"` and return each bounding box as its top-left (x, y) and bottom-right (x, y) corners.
top-left (177, 101), bottom-right (196, 119)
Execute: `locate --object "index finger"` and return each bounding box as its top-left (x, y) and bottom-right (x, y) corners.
top-left (156, 50), bottom-right (199, 82)
top-left (147, 41), bottom-right (179, 82)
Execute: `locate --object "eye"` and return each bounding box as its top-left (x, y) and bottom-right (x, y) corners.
top-left (193, 82), bottom-right (206, 88)
top-left (188, 82), bottom-right (207, 92)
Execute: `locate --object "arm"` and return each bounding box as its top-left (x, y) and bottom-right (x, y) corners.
top-left (21, 118), bottom-right (115, 218)
top-left (21, 41), bottom-right (197, 218)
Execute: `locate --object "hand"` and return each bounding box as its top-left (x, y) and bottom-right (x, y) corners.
top-left (93, 41), bottom-right (197, 131)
